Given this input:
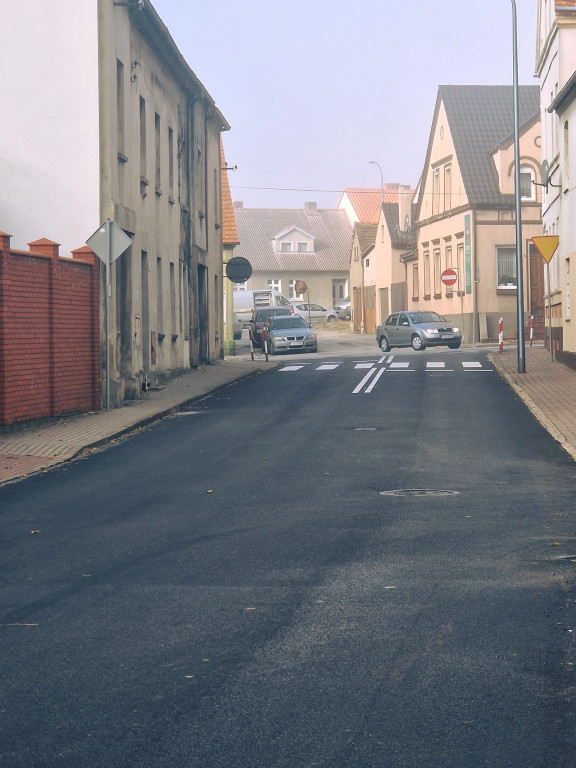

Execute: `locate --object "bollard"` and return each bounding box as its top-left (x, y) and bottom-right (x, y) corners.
top-left (249, 328), bottom-right (255, 361)
top-left (262, 328), bottom-right (269, 361)
top-left (498, 317), bottom-right (503, 354)
top-left (529, 315), bottom-right (533, 347)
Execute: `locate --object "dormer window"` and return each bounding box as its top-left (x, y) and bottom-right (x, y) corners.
top-left (274, 226), bottom-right (315, 254)
top-left (297, 242), bottom-right (308, 252)
top-left (280, 242), bottom-right (291, 253)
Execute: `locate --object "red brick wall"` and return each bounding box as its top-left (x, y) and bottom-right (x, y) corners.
top-left (0, 234), bottom-right (101, 426)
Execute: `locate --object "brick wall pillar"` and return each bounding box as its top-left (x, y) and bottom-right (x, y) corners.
top-left (29, 239), bottom-right (60, 416)
top-left (0, 232), bottom-right (12, 425)
top-left (72, 246), bottom-right (101, 411)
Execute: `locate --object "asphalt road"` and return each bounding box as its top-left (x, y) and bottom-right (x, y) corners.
top-left (1, 346), bottom-right (575, 767)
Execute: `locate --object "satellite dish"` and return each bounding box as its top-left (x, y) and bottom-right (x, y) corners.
top-left (541, 159), bottom-right (549, 188)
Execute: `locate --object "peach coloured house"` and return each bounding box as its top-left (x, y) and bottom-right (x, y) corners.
top-left (400, 85), bottom-right (543, 343)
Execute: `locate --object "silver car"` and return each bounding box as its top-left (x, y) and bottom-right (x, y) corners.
top-left (376, 311), bottom-right (462, 352)
top-left (263, 315), bottom-right (318, 354)
top-left (334, 296), bottom-right (351, 320)
top-left (291, 303), bottom-right (337, 323)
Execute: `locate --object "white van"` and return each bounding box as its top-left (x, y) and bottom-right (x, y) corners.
top-left (233, 289), bottom-right (292, 327)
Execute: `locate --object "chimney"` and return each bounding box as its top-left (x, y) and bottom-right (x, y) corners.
top-left (304, 202), bottom-right (318, 213)
top-left (233, 201), bottom-right (243, 208)
top-left (398, 185), bottom-right (412, 231)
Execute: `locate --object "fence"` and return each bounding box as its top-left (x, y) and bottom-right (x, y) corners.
top-left (0, 233), bottom-right (100, 427)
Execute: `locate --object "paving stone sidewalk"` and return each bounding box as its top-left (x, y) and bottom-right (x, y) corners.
top-left (0, 358), bottom-right (270, 485)
top-left (1, 344), bottom-right (574, 486)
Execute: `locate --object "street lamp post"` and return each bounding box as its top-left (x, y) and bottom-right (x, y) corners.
top-left (511, 0), bottom-right (525, 373)
top-left (369, 160), bottom-right (384, 207)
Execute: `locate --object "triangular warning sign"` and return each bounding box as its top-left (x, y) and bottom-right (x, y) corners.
top-left (532, 235), bottom-right (559, 264)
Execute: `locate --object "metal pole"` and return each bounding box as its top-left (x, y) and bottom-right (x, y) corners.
top-left (106, 220), bottom-right (111, 410)
top-left (511, 0), bottom-right (525, 373)
top-left (547, 261), bottom-right (553, 361)
top-left (369, 161), bottom-right (384, 207)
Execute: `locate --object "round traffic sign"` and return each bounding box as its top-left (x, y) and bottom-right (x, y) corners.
top-left (226, 256), bottom-right (252, 283)
top-left (441, 268), bottom-right (458, 287)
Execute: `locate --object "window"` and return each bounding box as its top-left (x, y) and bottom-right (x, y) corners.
top-left (432, 170), bottom-right (440, 216)
top-left (297, 242), bottom-right (308, 252)
top-left (566, 257), bottom-right (571, 320)
top-left (520, 165), bottom-right (535, 200)
top-left (280, 242), bottom-right (291, 253)
top-left (445, 246), bottom-right (453, 294)
top-left (496, 247), bottom-right (517, 288)
top-left (433, 249), bottom-right (441, 295)
top-left (157, 257), bottom-right (163, 335)
top-left (168, 127), bottom-right (174, 201)
top-left (423, 251), bottom-right (431, 296)
top-left (444, 166), bottom-right (451, 211)
top-left (564, 121), bottom-right (570, 187)
top-left (267, 278), bottom-right (281, 292)
top-left (155, 113), bottom-right (161, 195)
top-left (139, 97), bottom-right (147, 179)
top-left (412, 264), bottom-right (419, 299)
top-left (116, 60), bottom-right (125, 157)
top-left (170, 263), bottom-right (176, 336)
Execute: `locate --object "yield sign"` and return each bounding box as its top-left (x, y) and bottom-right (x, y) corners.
top-left (441, 268), bottom-right (458, 286)
top-left (532, 235), bottom-right (559, 264)
top-left (87, 219), bottom-right (132, 264)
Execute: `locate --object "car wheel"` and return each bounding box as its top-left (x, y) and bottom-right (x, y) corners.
top-left (411, 334), bottom-right (425, 351)
top-left (379, 336), bottom-right (390, 353)
top-left (448, 341), bottom-right (461, 349)
top-left (326, 315), bottom-right (336, 323)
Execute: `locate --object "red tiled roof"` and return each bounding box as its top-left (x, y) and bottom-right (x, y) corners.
top-left (556, 0), bottom-right (576, 6)
top-left (220, 138), bottom-right (239, 246)
top-left (343, 187), bottom-right (402, 224)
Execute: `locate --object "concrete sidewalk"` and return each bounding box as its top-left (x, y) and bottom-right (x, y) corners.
top-left (1, 344), bottom-right (575, 486)
top-left (0, 357), bottom-right (272, 485)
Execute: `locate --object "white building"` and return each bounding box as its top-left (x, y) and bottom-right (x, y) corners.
top-left (536, 0), bottom-right (576, 355)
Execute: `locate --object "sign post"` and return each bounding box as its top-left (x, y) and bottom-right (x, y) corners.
top-left (87, 219), bottom-right (132, 410)
top-left (532, 235), bottom-right (560, 362)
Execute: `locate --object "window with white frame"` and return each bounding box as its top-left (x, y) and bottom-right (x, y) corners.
top-left (433, 249), bottom-right (441, 295)
top-left (445, 246), bottom-right (453, 294)
top-left (297, 242), bottom-right (308, 252)
top-left (413, 264), bottom-right (419, 299)
top-left (496, 247), bottom-right (517, 288)
top-left (423, 251), bottom-right (431, 296)
top-left (267, 278), bottom-right (281, 292)
top-left (280, 242), bottom-right (291, 253)
top-left (520, 165), bottom-right (535, 200)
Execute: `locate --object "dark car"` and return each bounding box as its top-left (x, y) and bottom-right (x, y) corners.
top-left (376, 311), bottom-right (462, 352)
top-left (263, 315), bottom-right (318, 354)
top-left (249, 306), bottom-right (293, 347)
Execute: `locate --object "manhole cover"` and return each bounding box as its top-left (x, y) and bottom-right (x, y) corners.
top-left (379, 489), bottom-right (460, 497)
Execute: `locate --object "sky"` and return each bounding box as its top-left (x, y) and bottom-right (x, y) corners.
top-left (152, 0), bottom-right (540, 210)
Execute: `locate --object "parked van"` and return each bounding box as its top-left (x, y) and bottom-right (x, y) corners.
top-left (233, 289), bottom-right (292, 327)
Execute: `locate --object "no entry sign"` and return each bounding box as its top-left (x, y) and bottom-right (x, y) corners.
top-left (441, 268), bottom-right (458, 286)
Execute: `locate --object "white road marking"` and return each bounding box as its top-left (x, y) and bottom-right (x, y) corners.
top-left (389, 362), bottom-right (412, 369)
top-left (355, 362), bottom-right (375, 369)
top-left (365, 367), bottom-right (386, 393)
top-left (316, 364), bottom-right (340, 370)
top-left (426, 362), bottom-right (446, 369)
top-left (352, 367), bottom-right (377, 394)
top-left (279, 365), bottom-right (306, 371)
top-left (462, 361), bottom-right (483, 368)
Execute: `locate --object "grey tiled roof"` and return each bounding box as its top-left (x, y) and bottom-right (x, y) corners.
top-left (233, 207), bottom-right (352, 272)
top-left (436, 85), bottom-right (540, 207)
top-left (355, 223), bottom-right (377, 255)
